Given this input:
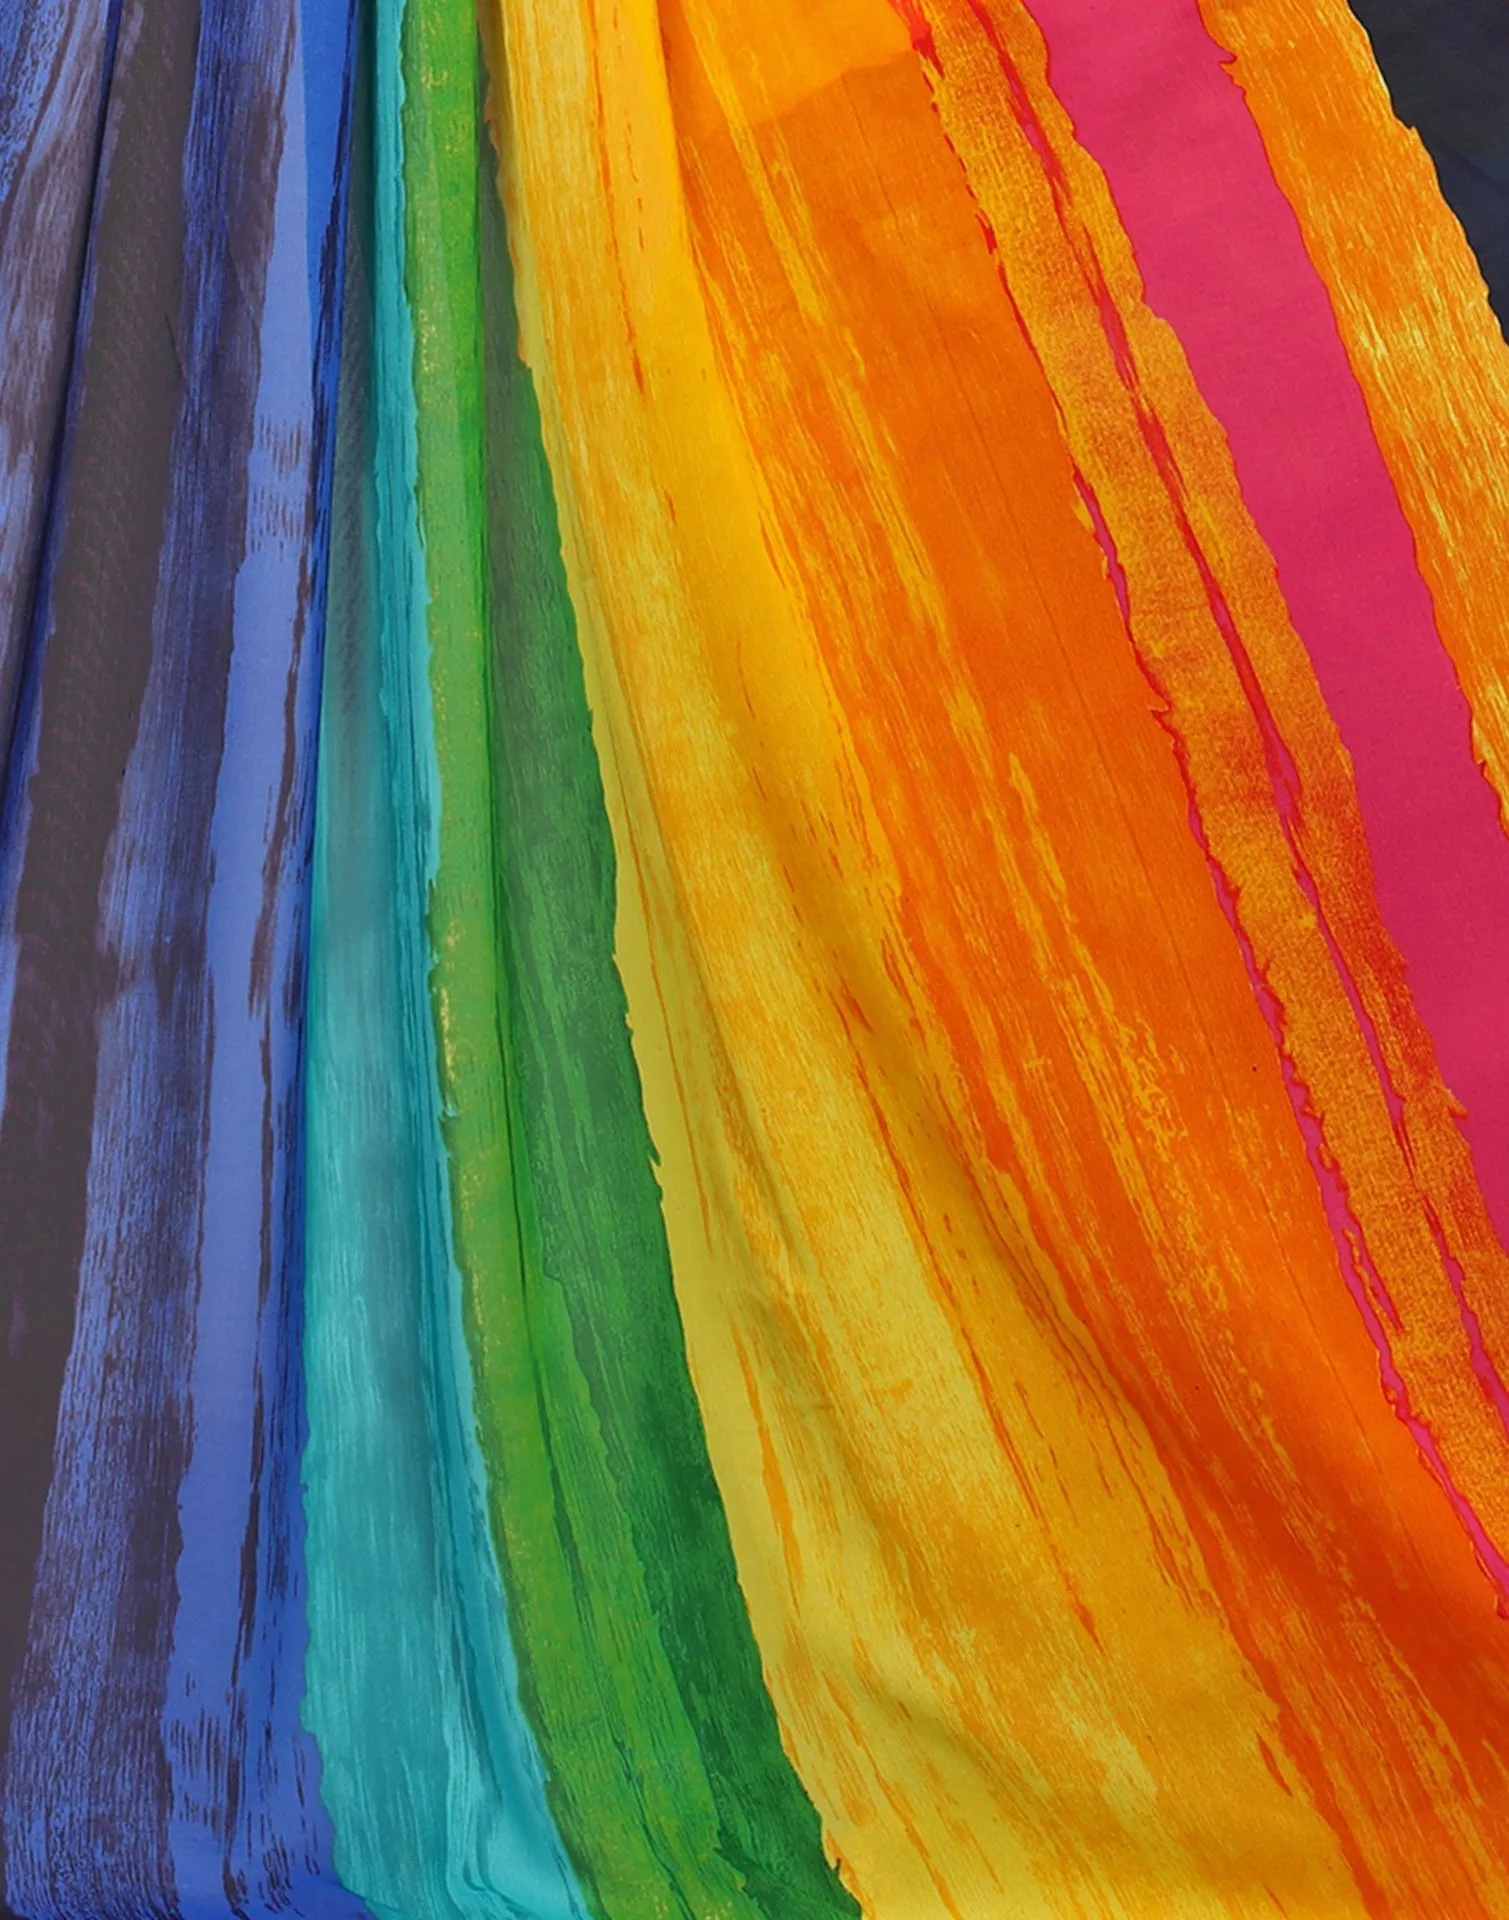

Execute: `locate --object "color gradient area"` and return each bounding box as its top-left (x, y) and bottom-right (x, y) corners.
top-left (5, 0), bottom-right (1509, 1914)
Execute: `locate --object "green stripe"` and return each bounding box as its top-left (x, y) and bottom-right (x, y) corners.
top-left (401, 9), bottom-right (858, 1914)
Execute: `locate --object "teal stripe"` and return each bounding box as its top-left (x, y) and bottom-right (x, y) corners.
top-left (301, 7), bottom-right (588, 1915)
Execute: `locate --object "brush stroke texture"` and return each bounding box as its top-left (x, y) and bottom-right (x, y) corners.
top-left (0, 0), bottom-right (117, 782)
top-left (1025, 0), bottom-right (1509, 1609)
top-left (482, 0), bottom-right (1509, 1910)
top-left (0, 0), bottom-right (359, 1912)
top-left (1342, 0), bottom-right (1509, 336)
top-left (14, 0), bottom-right (1509, 1916)
top-left (396, 10), bottom-right (854, 1913)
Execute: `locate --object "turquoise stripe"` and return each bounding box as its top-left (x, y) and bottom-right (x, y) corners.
top-left (301, 6), bottom-right (589, 1914)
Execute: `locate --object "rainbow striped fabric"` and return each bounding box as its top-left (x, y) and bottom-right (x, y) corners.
top-left (3, 0), bottom-right (1509, 1913)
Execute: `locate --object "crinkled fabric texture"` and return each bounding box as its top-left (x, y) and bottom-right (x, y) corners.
top-left (2, 1), bottom-right (1509, 1915)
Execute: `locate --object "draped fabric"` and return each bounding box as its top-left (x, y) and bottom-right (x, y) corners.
top-left (4, 2), bottom-right (1509, 1915)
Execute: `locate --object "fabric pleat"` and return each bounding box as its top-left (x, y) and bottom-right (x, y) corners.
top-left (10, 1), bottom-right (1509, 1914)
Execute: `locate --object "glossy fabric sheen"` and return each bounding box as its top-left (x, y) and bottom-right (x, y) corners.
top-left (2, 1), bottom-right (1509, 1915)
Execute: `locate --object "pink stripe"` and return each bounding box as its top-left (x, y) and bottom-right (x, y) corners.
top-left (1016, 0), bottom-right (1509, 1252)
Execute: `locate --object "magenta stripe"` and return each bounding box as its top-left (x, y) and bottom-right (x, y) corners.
top-left (1016, 0), bottom-right (1509, 1249)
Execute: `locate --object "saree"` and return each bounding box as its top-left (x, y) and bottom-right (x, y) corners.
top-left (1, 0), bottom-right (1508, 1912)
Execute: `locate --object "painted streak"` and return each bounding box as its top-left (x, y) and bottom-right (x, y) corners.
top-left (1191, 0), bottom-right (1509, 1567)
top-left (2, 0), bottom-right (289, 1906)
top-left (675, 7), bottom-right (1497, 1904)
top-left (0, 0), bottom-right (363, 1912)
top-left (886, 0), bottom-right (1509, 1901)
top-left (0, 0), bottom-right (118, 776)
top-left (1024, 0), bottom-right (1509, 1501)
top-left (1342, 0), bottom-right (1509, 338)
top-left (474, 34), bottom-right (856, 1917)
top-left (161, 0), bottom-right (365, 1910)
top-left (488, 0), bottom-right (1509, 1908)
top-left (0, 0), bottom-right (200, 1905)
